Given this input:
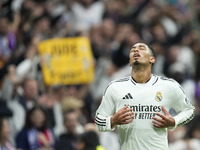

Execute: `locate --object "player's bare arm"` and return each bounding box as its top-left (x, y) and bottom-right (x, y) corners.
top-left (152, 106), bottom-right (175, 128)
top-left (111, 105), bottom-right (134, 128)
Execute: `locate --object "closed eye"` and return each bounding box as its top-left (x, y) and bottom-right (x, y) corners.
top-left (131, 45), bottom-right (147, 51)
top-left (139, 46), bottom-right (146, 50)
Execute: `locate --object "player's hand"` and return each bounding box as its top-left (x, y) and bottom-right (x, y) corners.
top-left (111, 105), bottom-right (134, 128)
top-left (152, 106), bottom-right (175, 128)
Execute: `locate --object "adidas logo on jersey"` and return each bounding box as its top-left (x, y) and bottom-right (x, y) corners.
top-left (123, 93), bottom-right (133, 99)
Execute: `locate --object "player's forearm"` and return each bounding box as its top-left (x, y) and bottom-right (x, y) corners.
top-left (169, 107), bottom-right (195, 131)
top-left (174, 107), bottom-right (195, 126)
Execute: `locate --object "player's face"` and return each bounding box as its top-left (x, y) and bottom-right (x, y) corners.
top-left (129, 43), bottom-right (155, 67)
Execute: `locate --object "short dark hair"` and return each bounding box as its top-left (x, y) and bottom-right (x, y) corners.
top-left (134, 41), bottom-right (156, 58)
top-left (78, 130), bottom-right (100, 148)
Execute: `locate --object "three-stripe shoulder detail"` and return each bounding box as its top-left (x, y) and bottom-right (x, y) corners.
top-left (159, 76), bottom-right (176, 82)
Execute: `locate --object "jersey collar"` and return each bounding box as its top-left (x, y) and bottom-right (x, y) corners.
top-left (130, 74), bottom-right (158, 86)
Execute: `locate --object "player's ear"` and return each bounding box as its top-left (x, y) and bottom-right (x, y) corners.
top-left (150, 57), bottom-right (156, 64)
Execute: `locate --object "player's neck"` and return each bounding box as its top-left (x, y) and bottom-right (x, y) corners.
top-left (131, 67), bottom-right (152, 83)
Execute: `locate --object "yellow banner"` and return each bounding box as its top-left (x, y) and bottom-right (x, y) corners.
top-left (38, 37), bottom-right (94, 85)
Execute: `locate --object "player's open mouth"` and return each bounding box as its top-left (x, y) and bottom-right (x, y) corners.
top-left (133, 53), bottom-right (140, 58)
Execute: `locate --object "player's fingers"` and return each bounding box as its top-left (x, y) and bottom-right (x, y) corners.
top-left (120, 119), bottom-right (126, 123)
top-left (126, 114), bottom-right (134, 119)
top-left (121, 114), bottom-right (134, 121)
top-left (123, 105), bottom-right (129, 109)
top-left (152, 117), bottom-right (167, 124)
top-left (118, 109), bottom-right (133, 117)
top-left (125, 118), bottom-right (133, 124)
top-left (162, 106), bottom-right (169, 115)
top-left (155, 113), bottom-right (167, 120)
top-left (152, 120), bottom-right (165, 128)
top-left (120, 105), bottom-right (131, 113)
top-left (121, 118), bottom-right (133, 124)
top-left (153, 123), bottom-right (163, 128)
top-left (125, 113), bottom-right (134, 118)
top-left (121, 112), bottom-right (134, 119)
top-left (153, 118), bottom-right (167, 124)
top-left (123, 108), bottom-right (133, 113)
top-left (120, 109), bottom-right (133, 116)
top-left (118, 105), bottom-right (129, 113)
top-left (125, 111), bottom-right (134, 116)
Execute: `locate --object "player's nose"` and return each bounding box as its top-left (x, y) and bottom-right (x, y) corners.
top-left (133, 49), bottom-right (139, 53)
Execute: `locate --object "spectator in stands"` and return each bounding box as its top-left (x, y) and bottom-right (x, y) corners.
top-left (84, 123), bottom-right (120, 150)
top-left (18, 77), bottom-right (39, 112)
top-left (38, 90), bottom-right (64, 138)
top-left (0, 16), bottom-right (16, 69)
top-left (0, 65), bottom-right (25, 146)
top-left (0, 116), bottom-right (16, 150)
top-left (16, 105), bottom-right (55, 150)
top-left (77, 130), bottom-right (105, 150)
top-left (0, 1), bottom-right (200, 150)
top-left (55, 109), bottom-right (83, 150)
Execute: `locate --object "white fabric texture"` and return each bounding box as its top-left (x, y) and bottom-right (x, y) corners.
top-left (95, 75), bottom-right (195, 150)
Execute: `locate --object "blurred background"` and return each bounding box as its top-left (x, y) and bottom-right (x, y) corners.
top-left (0, 0), bottom-right (200, 150)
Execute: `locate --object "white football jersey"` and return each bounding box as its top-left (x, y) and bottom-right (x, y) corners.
top-left (95, 74), bottom-right (195, 150)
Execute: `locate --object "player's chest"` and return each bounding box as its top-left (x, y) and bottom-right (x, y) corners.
top-left (113, 85), bottom-right (173, 110)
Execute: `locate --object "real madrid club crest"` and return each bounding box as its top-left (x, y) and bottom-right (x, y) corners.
top-left (155, 92), bottom-right (162, 102)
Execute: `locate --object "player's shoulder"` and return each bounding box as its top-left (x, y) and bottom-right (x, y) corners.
top-left (157, 75), bottom-right (181, 87)
top-left (109, 76), bottom-right (130, 86)
top-left (158, 76), bottom-right (175, 82)
top-left (104, 76), bottom-right (130, 93)
top-left (157, 75), bottom-right (186, 95)
top-left (158, 76), bottom-right (176, 82)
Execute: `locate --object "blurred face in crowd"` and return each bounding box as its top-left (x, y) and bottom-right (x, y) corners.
top-left (106, 0), bottom-right (124, 15)
top-left (102, 18), bottom-right (115, 39)
top-left (129, 43), bottom-right (155, 67)
top-left (67, 86), bottom-right (78, 97)
top-left (64, 111), bottom-right (78, 134)
top-left (35, 17), bottom-right (50, 33)
top-left (23, 79), bottom-right (38, 100)
top-left (32, 35), bottom-right (42, 47)
top-left (168, 45), bottom-right (179, 63)
top-left (30, 109), bottom-right (45, 128)
top-left (151, 42), bottom-right (164, 55)
top-left (0, 118), bottom-right (10, 142)
top-left (0, 17), bottom-right (9, 36)
top-left (126, 32), bottom-right (141, 48)
top-left (152, 24), bottom-right (166, 42)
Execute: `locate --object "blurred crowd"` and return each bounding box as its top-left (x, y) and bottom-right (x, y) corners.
top-left (0, 0), bottom-right (200, 150)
